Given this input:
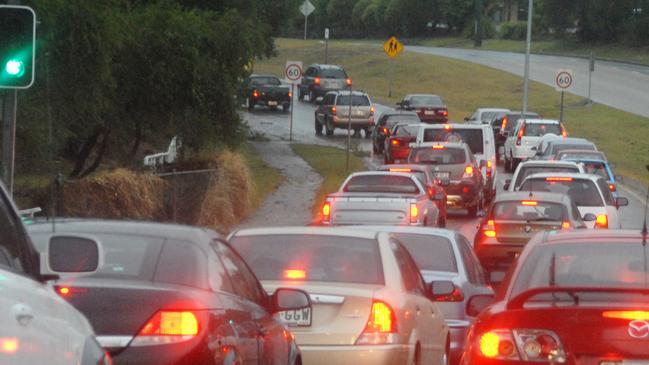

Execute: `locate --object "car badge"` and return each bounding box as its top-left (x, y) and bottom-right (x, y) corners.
top-left (434, 167), bottom-right (439, 171)
top-left (524, 225), bottom-right (532, 233)
top-left (628, 320), bottom-right (649, 339)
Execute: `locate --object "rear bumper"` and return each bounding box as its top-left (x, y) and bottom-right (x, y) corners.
top-left (445, 182), bottom-right (480, 208)
top-left (474, 242), bottom-right (526, 269)
top-left (419, 115), bottom-right (448, 123)
top-left (300, 344), bottom-right (412, 365)
top-left (332, 116), bottom-right (375, 128)
top-left (110, 340), bottom-right (214, 365)
top-left (449, 325), bottom-right (470, 365)
top-left (389, 147), bottom-right (411, 161)
top-left (511, 147), bottom-right (536, 160)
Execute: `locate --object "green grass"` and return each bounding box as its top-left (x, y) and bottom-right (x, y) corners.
top-left (256, 38), bottom-right (649, 184)
top-left (239, 143), bottom-right (284, 211)
top-left (290, 143), bottom-right (366, 216)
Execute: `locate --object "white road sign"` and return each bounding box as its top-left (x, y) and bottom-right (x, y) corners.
top-left (299, 0), bottom-right (315, 16)
top-left (324, 28), bottom-right (329, 40)
top-left (555, 69), bottom-right (574, 91)
top-left (285, 61), bottom-right (303, 84)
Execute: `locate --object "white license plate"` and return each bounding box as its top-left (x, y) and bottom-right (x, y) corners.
top-left (267, 101), bottom-right (278, 106)
top-left (434, 172), bottom-right (450, 178)
top-left (353, 110), bottom-right (364, 116)
top-left (424, 110), bottom-right (435, 115)
top-left (277, 307), bottom-right (312, 327)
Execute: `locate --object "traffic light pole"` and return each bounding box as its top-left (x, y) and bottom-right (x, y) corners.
top-left (2, 90), bottom-right (17, 196)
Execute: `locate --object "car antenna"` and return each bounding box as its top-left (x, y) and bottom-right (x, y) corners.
top-left (642, 165), bottom-right (649, 245)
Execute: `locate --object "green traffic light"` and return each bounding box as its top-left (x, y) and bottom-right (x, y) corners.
top-left (5, 59), bottom-right (24, 77)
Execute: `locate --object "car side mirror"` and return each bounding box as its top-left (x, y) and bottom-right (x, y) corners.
top-left (48, 235), bottom-right (102, 275)
top-left (535, 150), bottom-right (543, 156)
top-left (582, 213), bottom-right (597, 222)
top-left (503, 179), bottom-right (511, 191)
top-left (466, 294), bottom-right (494, 317)
top-left (615, 197), bottom-right (629, 208)
top-left (271, 288), bottom-right (311, 313)
top-left (427, 280), bottom-right (455, 301)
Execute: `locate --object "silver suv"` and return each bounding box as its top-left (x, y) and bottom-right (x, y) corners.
top-left (314, 90), bottom-right (375, 137)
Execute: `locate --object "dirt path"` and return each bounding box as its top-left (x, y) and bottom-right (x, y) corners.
top-left (236, 141), bottom-right (323, 229)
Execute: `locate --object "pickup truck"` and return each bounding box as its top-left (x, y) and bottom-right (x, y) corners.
top-left (243, 74), bottom-right (292, 112)
top-left (320, 171), bottom-right (441, 226)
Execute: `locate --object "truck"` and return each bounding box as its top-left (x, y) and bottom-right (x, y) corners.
top-left (243, 74), bottom-right (292, 112)
top-left (320, 171), bottom-right (441, 226)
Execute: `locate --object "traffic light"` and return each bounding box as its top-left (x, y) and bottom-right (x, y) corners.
top-left (0, 5), bottom-right (35, 89)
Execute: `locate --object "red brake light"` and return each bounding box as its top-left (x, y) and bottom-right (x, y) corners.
top-left (391, 139), bottom-right (400, 146)
top-left (483, 219), bottom-right (496, 238)
top-left (346, 78), bottom-right (352, 86)
top-left (135, 311), bottom-right (199, 342)
top-left (432, 145), bottom-right (445, 149)
top-left (546, 177), bottom-right (573, 182)
top-left (516, 124), bottom-right (525, 145)
top-left (444, 124), bottom-right (451, 131)
top-left (365, 301), bottom-right (396, 333)
top-left (58, 287), bottom-right (70, 296)
top-left (314, 77), bottom-right (320, 85)
top-left (603, 311), bottom-right (649, 320)
top-left (288, 91), bottom-right (293, 98)
top-left (501, 117), bottom-right (508, 130)
top-left (382, 127), bottom-right (389, 134)
top-left (433, 286), bottom-right (464, 302)
top-left (561, 221), bottom-right (571, 230)
top-left (487, 160), bottom-right (493, 168)
top-left (561, 123), bottom-right (568, 137)
top-left (252, 90), bottom-right (259, 98)
top-left (389, 168), bottom-right (412, 172)
top-left (284, 269), bottom-right (306, 280)
top-left (439, 110), bottom-right (448, 116)
top-left (596, 214), bottom-right (608, 229)
top-left (410, 203), bottom-right (419, 224)
top-left (322, 202), bottom-right (331, 222)
top-left (331, 106), bottom-right (336, 114)
top-left (0, 338), bottom-right (18, 354)
top-left (608, 183), bottom-right (616, 192)
top-left (370, 106), bottom-right (375, 114)
top-left (480, 332), bottom-right (502, 358)
top-left (464, 165), bottom-right (474, 176)
top-left (521, 200), bottom-right (537, 206)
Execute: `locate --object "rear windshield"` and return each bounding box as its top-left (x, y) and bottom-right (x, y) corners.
top-left (514, 166), bottom-right (580, 189)
top-left (524, 123), bottom-right (562, 137)
top-left (519, 178), bottom-right (603, 207)
top-left (319, 68), bottom-right (347, 78)
top-left (393, 233), bottom-right (457, 272)
top-left (337, 95), bottom-right (370, 106)
top-left (422, 129), bottom-right (484, 154)
top-left (250, 77), bottom-right (280, 85)
top-left (230, 235), bottom-right (384, 285)
top-left (512, 243), bottom-right (649, 300)
top-left (385, 115), bottom-right (420, 128)
top-left (409, 147), bottom-right (467, 165)
top-left (343, 174), bottom-right (420, 194)
top-left (504, 113), bottom-right (540, 131)
top-left (550, 144), bottom-right (595, 156)
top-left (481, 111), bottom-right (503, 121)
top-left (410, 95), bottom-right (444, 107)
top-left (558, 151), bottom-right (606, 160)
top-left (394, 124), bottom-right (419, 136)
top-left (582, 162), bottom-right (611, 179)
top-left (492, 201), bottom-right (567, 222)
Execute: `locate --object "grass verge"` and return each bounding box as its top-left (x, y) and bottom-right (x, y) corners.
top-left (256, 38), bottom-right (649, 184)
top-left (239, 143), bottom-right (284, 212)
top-left (290, 144), bottom-right (366, 216)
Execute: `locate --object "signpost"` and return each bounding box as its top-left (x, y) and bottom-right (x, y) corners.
top-left (383, 36), bottom-right (403, 97)
top-left (555, 69), bottom-right (573, 123)
top-left (324, 28), bottom-right (329, 64)
top-left (285, 61), bottom-right (303, 141)
top-left (588, 52), bottom-right (595, 102)
top-left (299, 0), bottom-right (315, 40)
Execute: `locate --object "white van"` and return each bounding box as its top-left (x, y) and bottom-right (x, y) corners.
top-left (415, 123), bottom-right (497, 200)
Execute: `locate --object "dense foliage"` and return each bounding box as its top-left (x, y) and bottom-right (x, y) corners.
top-left (16, 0), bottom-right (275, 178)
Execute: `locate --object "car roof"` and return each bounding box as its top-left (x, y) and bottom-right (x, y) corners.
top-left (421, 123), bottom-right (487, 130)
top-left (494, 191), bottom-right (572, 204)
top-left (230, 226), bottom-right (379, 240)
top-left (414, 141), bottom-right (470, 150)
top-left (382, 111), bottom-right (419, 117)
top-left (522, 172), bottom-right (604, 182)
top-left (377, 164), bottom-right (429, 172)
top-left (249, 74), bottom-right (279, 79)
top-left (549, 137), bottom-right (594, 145)
top-left (332, 90), bottom-right (369, 96)
top-left (533, 229), bottom-right (646, 247)
top-left (310, 64), bottom-right (344, 70)
top-left (405, 93), bottom-right (441, 98)
top-left (477, 108), bottom-right (510, 112)
top-left (521, 118), bottom-right (560, 124)
top-left (345, 225), bottom-right (457, 240)
top-left (517, 160), bottom-right (582, 167)
top-left (348, 171), bottom-right (415, 179)
top-left (563, 158), bottom-right (608, 164)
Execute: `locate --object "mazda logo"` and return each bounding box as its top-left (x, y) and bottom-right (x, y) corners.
top-left (628, 320), bottom-right (649, 339)
top-left (524, 225), bottom-right (532, 233)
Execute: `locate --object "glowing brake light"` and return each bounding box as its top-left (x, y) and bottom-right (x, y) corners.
top-left (561, 221), bottom-right (571, 230)
top-left (284, 269), bottom-right (306, 280)
top-left (560, 123), bottom-right (568, 137)
top-left (288, 91), bottom-right (293, 98)
top-left (433, 286), bottom-right (464, 302)
top-left (314, 77), bottom-right (320, 85)
top-left (432, 145), bottom-right (445, 149)
top-left (131, 311), bottom-right (200, 346)
top-left (463, 165), bottom-right (475, 178)
top-left (521, 200), bottom-right (538, 206)
top-left (322, 202), bottom-right (331, 223)
top-left (480, 332), bottom-right (502, 358)
top-left (252, 90), bottom-right (260, 98)
top-left (382, 127), bottom-right (389, 134)
top-left (356, 300), bottom-right (397, 345)
top-left (389, 168), bottom-right (412, 172)
top-left (346, 78), bottom-right (352, 86)
top-left (391, 139), bottom-right (400, 146)
top-left (545, 177), bottom-right (573, 182)
top-left (477, 329), bottom-right (565, 362)
top-left (444, 124), bottom-right (451, 131)
top-left (595, 214), bottom-right (608, 229)
top-left (58, 287), bottom-right (70, 296)
top-left (603, 311), bottom-right (649, 320)
top-left (483, 219), bottom-right (496, 238)
top-left (0, 338), bottom-right (18, 354)
top-left (410, 203), bottom-right (419, 224)
top-left (608, 183), bottom-right (616, 192)
top-left (486, 160), bottom-right (493, 177)
top-left (439, 109), bottom-right (448, 116)
top-left (501, 117), bottom-right (508, 130)
top-left (370, 106), bottom-right (375, 115)
top-left (331, 106), bottom-right (336, 114)
top-left (516, 124), bottom-right (525, 145)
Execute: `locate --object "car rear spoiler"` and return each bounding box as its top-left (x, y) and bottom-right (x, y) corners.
top-left (508, 286), bottom-right (649, 310)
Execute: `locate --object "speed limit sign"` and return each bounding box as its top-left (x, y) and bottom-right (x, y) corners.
top-left (555, 69), bottom-right (573, 91)
top-left (285, 61), bottom-right (303, 84)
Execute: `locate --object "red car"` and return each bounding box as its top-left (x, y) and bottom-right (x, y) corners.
top-left (461, 229), bottom-right (649, 365)
top-left (397, 94), bottom-right (448, 123)
top-left (383, 123), bottom-right (419, 164)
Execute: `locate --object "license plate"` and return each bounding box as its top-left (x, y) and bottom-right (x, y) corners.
top-left (268, 101), bottom-right (278, 106)
top-left (322, 80), bottom-right (335, 88)
top-left (434, 172), bottom-right (450, 178)
top-left (277, 307), bottom-right (312, 327)
top-left (353, 110), bottom-right (364, 116)
top-left (424, 110), bottom-right (435, 115)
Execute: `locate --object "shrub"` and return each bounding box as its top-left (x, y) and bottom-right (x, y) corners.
top-left (500, 21), bottom-right (528, 40)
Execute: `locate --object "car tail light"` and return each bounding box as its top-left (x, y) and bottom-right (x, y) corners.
top-left (602, 310), bottom-right (649, 320)
top-left (346, 78), bottom-right (352, 86)
top-left (482, 219), bottom-right (496, 238)
top-left (370, 106), bottom-right (375, 115)
top-left (516, 125), bottom-right (525, 146)
top-left (0, 338), bottom-right (18, 354)
top-left (314, 77), bottom-right (320, 85)
top-left (501, 117), bottom-right (508, 131)
top-left (331, 106), bottom-right (336, 114)
top-left (444, 124), bottom-right (451, 131)
top-left (389, 168), bottom-right (412, 172)
top-left (382, 127), bottom-right (389, 135)
top-left (58, 286), bottom-right (71, 296)
top-left (608, 183), bottom-right (616, 192)
top-left (131, 311), bottom-right (200, 346)
top-left (439, 109), bottom-right (448, 116)
top-left (596, 214), bottom-right (608, 229)
top-left (410, 203), bottom-right (419, 224)
top-left (560, 123), bottom-right (568, 137)
top-left (477, 329), bottom-right (566, 363)
top-left (322, 202), bottom-right (331, 223)
top-left (284, 269), bottom-right (306, 280)
top-left (462, 186), bottom-right (471, 194)
top-left (432, 145), bottom-right (445, 149)
top-left (288, 91), bottom-right (293, 98)
top-left (252, 90), bottom-right (259, 98)
top-left (463, 165), bottom-right (474, 178)
top-left (391, 139), bottom-right (400, 146)
top-left (545, 177), bottom-right (573, 182)
top-left (433, 286), bottom-right (464, 302)
top-left (356, 300), bottom-right (398, 345)
top-left (521, 200), bottom-right (537, 206)
top-left (561, 221), bottom-right (571, 230)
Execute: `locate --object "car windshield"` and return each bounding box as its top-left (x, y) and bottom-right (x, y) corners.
top-left (343, 174), bottom-right (420, 194)
top-left (481, 111), bottom-right (503, 121)
top-left (559, 151), bottom-right (607, 160)
top-left (550, 144), bottom-right (596, 156)
top-left (511, 243), bottom-right (649, 302)
top-left (410, 95), bottom-right (444, 107)
top-left (229, 235), bottom-right (384, 285)
top-left (337, 95), bottom-right (370, 106)
top-left (320, 68), bottom-right (347, 78)
top-left (422, 129), bottom-right (484, 154)
top-left (581, 162), bottom-right (611, 179)
top-left (514, 166), bottom-right (580, 189)
top-left (409, 147), bottom-right (467, 165)
top-left (519, 178), bottom-right (604, 207)
top-left (250, 77), bottom-right (280, 85)
top-left (492, 201), bottom-right (567, 222)
top-left (392, 233), bottom-right (457, 272)
top-left (524, 123), bottom-right (562, 137)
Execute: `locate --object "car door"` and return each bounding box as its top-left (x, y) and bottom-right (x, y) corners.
top-left (214, 240), bottom-right (289, 365)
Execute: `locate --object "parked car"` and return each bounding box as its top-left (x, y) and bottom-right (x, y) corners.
top-left (372, 111), bottom-right (420, 154)
top-left (534, 137), bottom-right (597, 160)
top-left (408, 142), bottom-right (485, 217)
top-left (376, 164), bottom-right (448, 227)
top-left (473, 191), bottom-right (587, 280)
top-left (320, 171), bottom-right (442, 226)
top-left (461, 229), bottom-right (649, 365)
top-left (556, 149), bottom-right (608, 161)
top-left (504, 160), bottom-right (586, 192)
top-left (489, 111), bottom-right (540, 160)
top-left (383, 123), bottom-right (421, 164)
top-left (397, 94), bottom-right (449, 123)
top-left (0, 182), bottom-right (109, 365)
top-left (28, 220), bottom-right (309, 365)
top-left (415, 123), bottom-right (497, 202)
top-left (299, 64), bottom-right (350, 101)
top-left (503, 119), bottom-right (567, 172)
top-left (464, 108), bottom-right (510, 124)
top-left (243, 74), bottom-right (291, 112)
top-left (228, 227), bottom-right (451, 365)
top-left (518, 172), bottom-right (629, 229)
top-left (350, 226), bottom-right (494, 365)
top-left (314, 90), bottom-right (375, 137)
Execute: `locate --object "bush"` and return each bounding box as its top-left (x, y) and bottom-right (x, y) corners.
top-left (462, 17), bottom-right (497, 40)
top-left (500, 21), bottom-right (528, 40)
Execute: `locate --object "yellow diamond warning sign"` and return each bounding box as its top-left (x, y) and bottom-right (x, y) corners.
top-left (383, 36), bottom-right (403, 58)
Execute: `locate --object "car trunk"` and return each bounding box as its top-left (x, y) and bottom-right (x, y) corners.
top-left (494, 220), bottom-right (564, 244)
top-left (336, 106), bottom-right (371, 119)
top-left (416, 107), bottom-right (447, 120)
top-left (262, 281), bottom-right (380, 346)
top-left (435, 163), bottom-right (467, 182)
top-left (320, 78), bottom-right (345, 90)
top-left (389, 136), bottom-right (416, 159)
top-left (329, 193), bottom-right (417, 225)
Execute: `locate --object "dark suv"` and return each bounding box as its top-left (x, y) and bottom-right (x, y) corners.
top-left (299, 64), bottom-right (351, 102)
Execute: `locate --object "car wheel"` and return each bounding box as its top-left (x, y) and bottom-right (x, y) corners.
top-left (247, 98), bottom-right (254, 112)
top-left (315, 115), bottom-right (323, 135)
top-left (308, 90), bottom-right (315, 103)
top-left (282, 103), bottom-right (290, 112)
top-left (467, 204), bottom-right (478, 218)
top-left (325, 119), bottom-right (334, 136)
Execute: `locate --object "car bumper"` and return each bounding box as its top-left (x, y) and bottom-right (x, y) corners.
top-left (419, 115), bottom-right (448, 123)
top-left (332, 116), bottom-right (375, 128)
top-left (474, 242), bottom-right (526, 268)
top-left (109, 341), bottom-right (214, 365)
top-left (445, 182), bottom-right (480, 208)
top-left (300, 344), bottom-right (412, 365)
top-left (448, 323), bottom-right (470, 365)
top-left (252, 98), bottom-right (289, 106)
top-left (512, 148), bottom-right (535, 160)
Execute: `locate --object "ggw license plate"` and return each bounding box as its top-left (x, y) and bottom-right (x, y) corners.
top-left (277, 307), bottom-right (312, 327)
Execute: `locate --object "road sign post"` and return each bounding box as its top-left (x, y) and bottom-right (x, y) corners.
top-left (588, 52), bottom-right (594, 103)
top-left (299, 0), bottom-right (315, 40)
top-left (383, 36), bottom-right (403, 97)
top-left (346, 87), bottom-right (352, 171)
top-left (285, 61), bottom-right (303, 142)
top-left (555, 69), bottom-right (573, 122)
top-left (324, 28), bottom-right (329, 64)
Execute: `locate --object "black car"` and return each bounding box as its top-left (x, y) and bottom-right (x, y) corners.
top-left (371, 110), bottom-right (420, 154)
top-left (396, 94), bottom-right (448, 123)
top-left (489, 111), bottom-right (540, 159)
top-left (298, 64), bottom-right (350, 102)
top-left (244, 74), bottom-right (292, 112)
top-left (28, 220), bottom-right (309, 365)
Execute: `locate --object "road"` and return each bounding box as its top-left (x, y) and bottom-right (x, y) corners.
top-left (407, 46), bottom-right (649, 118)
top-left (242, 93), bottom-right (647, 236)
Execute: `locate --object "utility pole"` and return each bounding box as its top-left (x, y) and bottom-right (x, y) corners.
top-left (522, 0), bottom-right (533, 113)
top-left (474, 0), bottom-right (483, 47)
top-left (1, 91), bottom-right (17, 196)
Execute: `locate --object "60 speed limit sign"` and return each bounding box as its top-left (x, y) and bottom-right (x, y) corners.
top-left (285, 61), bottom-right (303, 84)
top-left (555, 69), bottom-right (573, 91)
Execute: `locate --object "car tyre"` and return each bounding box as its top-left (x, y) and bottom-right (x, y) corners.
top-left (247, 98), bottom-right (254, 112)
top-left (325, 119), bottom-right (334, 136)
top-left (298, 87), bottom-right (304, 101)
top-left (282, 103), bottom-right (290, 112)
top-left (467, 204), bottom-right (478, 218)
top-left (315, 115), bottom-right (323, 136)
